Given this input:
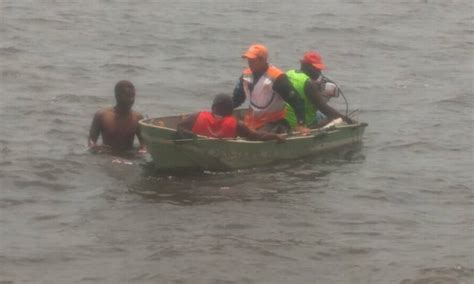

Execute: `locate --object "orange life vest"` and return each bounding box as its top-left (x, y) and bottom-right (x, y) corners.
top-left (192, 111), bottom-right (237, 138)
top-left (242, 66), bottom-right (286, 130)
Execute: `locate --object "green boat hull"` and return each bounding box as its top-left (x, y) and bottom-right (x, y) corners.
top-left (139, 113), bottom-right (367, 171)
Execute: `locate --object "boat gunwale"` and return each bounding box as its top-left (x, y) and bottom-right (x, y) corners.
top-left (140, 118), bottom-right (367, 145)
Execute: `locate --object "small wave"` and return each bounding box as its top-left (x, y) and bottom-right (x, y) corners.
top-left (353, 194), bottom-right (389, 202)
top-left (164, 55), bottom-right (218, 63)
top-left (358, 108), bottom-right (399, 114)
top-left (52, 118), bottom-right (66, 125)
top-left (34, 169), bottom-right (59, 181)
top-left (378, 141), bottom-right (442, 151)
top-left (32, 214), bottom-right (59, 221)
top-left (45, 129), bottom-right (79, 141)
top-left (434, 93), bottom-right (471, 106)
top-left (443, 200), bottom-right (474, 206)
top-left (237, 8), bottom-right (259, 14)
top-left (28, 156), bottom-right (84, 170)
top-left (340, 231), bottom-right (381, 237)
top-left (307, 25), bottom-right (376, 34)
top-left (419, 189), bottom-right (443, 195)
top-left (37, 64), bottom-right (57, 71)
top-left (21, 17), bottom-right (69, 25)
top-left (264, 33), bottom-right (285, 39)
top-left (182, 21), bottom-right (203, 27)
top-left (80, 277), bottom-right (106, 282)
top-left (0, 161), bottom-right (13, 167)
top-left (0, 46), bottom-right (23, 56)
top-left (14, 180), bottom-right (75, 191)
top-left (449, 184), bottom-right (471, 191)
top-left (0, 197), bottom-right (36, 208)
top-left (0, 255), bottom-right (52, 265)
top-left (1, 70), bottom-right (22, 79)
top-left (22, 108), bottom-right (73, 117)
top-left (52, 93), bottom-right (108, 104)
top-left (100, 63), bottom-right (147, 73)
top-left (368, 40), bottom-right (414, 51)
top-left (214, 223), bottom-right (257, 230)
top-left (400, 265), bottom-right (474, 284)
top-left (339, 51), bottom-right (365, 58)
top-left (312, 12), bottom-right (337, 18)
top-left (310, 251), bottom-right (334, 260)
top-left (340, 247), bottom-right (372, 255)
top-left (420, 266), bottom-right (474, 277)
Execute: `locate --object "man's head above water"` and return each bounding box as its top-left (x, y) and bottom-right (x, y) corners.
top-left (114, 80), bottom-right (135, 110)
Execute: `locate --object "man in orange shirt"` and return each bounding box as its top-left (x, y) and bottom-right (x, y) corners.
top-left (177, 94), bottom-right (284, 142)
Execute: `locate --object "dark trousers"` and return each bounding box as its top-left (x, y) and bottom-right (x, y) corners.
top-left (259, 119), bottom-right (290, 134)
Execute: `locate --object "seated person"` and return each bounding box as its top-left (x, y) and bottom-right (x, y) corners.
top-left (232, 44), bottom-right (307, 134)
top-left (285, 51), bottom-right (353, 130)
top-left (88, 80), bottom-right (146, 154)
top-left (177, 94), bottom-right (284, 142)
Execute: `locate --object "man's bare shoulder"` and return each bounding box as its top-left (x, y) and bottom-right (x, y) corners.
top-left (95, 106), bottom-right (114, 116)
top-left (131, 110), bottom-right (144, 120)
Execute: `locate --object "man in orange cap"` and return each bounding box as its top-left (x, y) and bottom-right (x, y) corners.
top-left (284, 51), bottom-right (353, 129)
top-left (232, 44), bottom-right (308, 134)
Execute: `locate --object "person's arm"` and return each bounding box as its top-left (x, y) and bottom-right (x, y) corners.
top-left (305, 80), bottom-right (353, 124)
top-left (273, 74), bottom-right (310, 134)
top-left (273, 74), bottom-right (306, 125)
top-left (88, 111), bottom-right (102, 148)
top-left (236, 122), bottom-right (285, 142)
top-left (232, 75), bottom-right (246, 108)
top-left (176, 113), bottom-right (199, 139)
top-left (135, 113), bottom-right (146, 153)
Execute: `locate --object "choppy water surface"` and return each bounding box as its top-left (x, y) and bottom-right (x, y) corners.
top-left (1, 1), bottom-right (473, 283)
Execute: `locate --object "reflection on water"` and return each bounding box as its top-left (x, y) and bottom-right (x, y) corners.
top-left (400, 265), bottom-right (474, 284)
top-left (128, 144), bottom-right (366, 205)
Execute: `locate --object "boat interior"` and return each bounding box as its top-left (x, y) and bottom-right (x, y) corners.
top-left (142, 109), bottom-right (247, 130)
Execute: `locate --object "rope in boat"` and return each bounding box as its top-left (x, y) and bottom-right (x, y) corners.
top-left (323, 75), bottom-right (349, 116)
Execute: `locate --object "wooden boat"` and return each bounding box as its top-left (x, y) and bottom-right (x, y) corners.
top-left (139, 110), bottom-right (367, 171)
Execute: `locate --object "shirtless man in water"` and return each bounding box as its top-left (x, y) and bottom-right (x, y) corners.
top-left (88, 80), bottom-right (146, 154)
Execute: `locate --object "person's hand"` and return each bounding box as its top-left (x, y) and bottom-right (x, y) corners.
top-left (275, 134), bottom-right (286, 143)
top-left (174, 130), bottom-right (197, 140)
top-left (88, 139), bottom-right (97, 149)
top-left (88, 143), bottom-right (99, 153)
top-left (88, 144), bottom-right (111, 154)
top-left (295, 125), bottom-right (311, 136)
top-left (137, 146), bottom-right (147, 155)
top-left (342, 116), bottom-right (353, 124)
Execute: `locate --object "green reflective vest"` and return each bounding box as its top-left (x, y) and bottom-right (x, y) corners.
top-left (285, 70), bottom-right (317, 128)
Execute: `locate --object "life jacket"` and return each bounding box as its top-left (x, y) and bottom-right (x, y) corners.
top-left (242, 65), bottom-right (285, 130)
top-left (285, 70), bottom-right (317, 128)
top-left (192, 111), bottom-right (237, 138)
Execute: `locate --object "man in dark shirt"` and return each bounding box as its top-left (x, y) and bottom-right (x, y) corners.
top-left (232, 44), bottom-right (310, 134)
top-left (284, 51), bottom-right (353, 129)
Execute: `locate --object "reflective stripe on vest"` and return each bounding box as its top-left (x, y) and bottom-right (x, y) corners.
top-left (192, 111), bottom-right (237, 138)
top-left (285, 70), bottom-right (317, 128)
top-left (242, 65), bottom-right (285, 130)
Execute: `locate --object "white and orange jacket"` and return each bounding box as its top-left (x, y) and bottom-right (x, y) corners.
top-left (233, 66), bottom-right (287, 130)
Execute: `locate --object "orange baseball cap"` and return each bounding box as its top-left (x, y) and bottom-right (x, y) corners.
top-left (242, 44), bottom-right (268, 60)
top-left (300, 51), bottom-right (326, 70)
